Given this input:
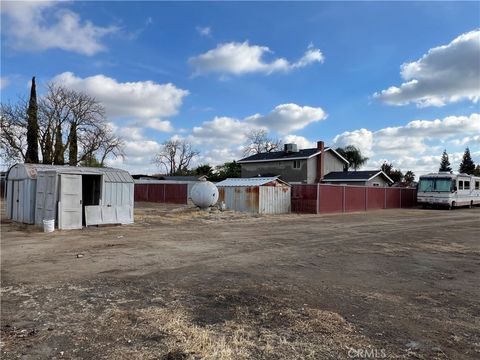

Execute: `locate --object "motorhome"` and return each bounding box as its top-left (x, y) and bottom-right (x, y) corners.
top-left (417, 172), bottom-right (480, 209)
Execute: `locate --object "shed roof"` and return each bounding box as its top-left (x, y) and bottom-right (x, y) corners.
top-left (216, 176), bottom-right (290, 187)
top-left (237, 147), bottom-right (349, 164)
top-left (323, 170), bottom-right (393, 184)
top-left (7, 163), bottom-right (133, 183)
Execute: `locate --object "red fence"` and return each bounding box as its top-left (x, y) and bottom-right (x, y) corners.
top-left (134, 183), bottom-right (188, 204)
top-left (291, 184), bottom-right (417, 214)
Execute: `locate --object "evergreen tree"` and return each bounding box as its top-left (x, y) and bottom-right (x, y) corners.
top-left (459, 147), bottom-right (475, 174)
top-left (404, 171), bottom-right (415, 186)
top-left (42, 124), bottom-right (53, 164)
top-left (25, 76), bottom-right (39, 163)
top-left (439, 149), bottom-right (452, 172)
top-left (54, 124), bottom-right (64, 165)
top-left (68, 123), bottom-right (78, 166)
top-left (473, 165), bottom-right (480, 176)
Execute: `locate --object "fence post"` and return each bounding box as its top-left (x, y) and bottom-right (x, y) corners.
top-left (384, 187), bottom-right (387, 209)
top-left (365, 186), bottom-right (368, 211)
top-left (146, 183), bottom-right (149, 202)
top-left (316, 183), bottom-right (320, 214)
top-left (342, 185), bottom-right (346, 213)
top-left (400, 188), bottom-right (402, 208)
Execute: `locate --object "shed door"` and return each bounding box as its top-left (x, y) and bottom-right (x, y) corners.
top-left (35, 172), bottom-right (58, 225)
top-left (12, 181), bottom-right (21, 221)
top-left (59, 174), bottom-right (82, 229)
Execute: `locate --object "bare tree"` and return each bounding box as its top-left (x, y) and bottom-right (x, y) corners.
top-left (153, 139), bottom-right (199, 175)
top-left (1, 81), bottom-right (124, 167)
top-left (243, 129), bottom-right (283, 156)
top-left (0, 99), bottom-right (29, 166)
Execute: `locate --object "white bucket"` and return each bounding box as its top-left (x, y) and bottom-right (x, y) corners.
top-left (43, 219), bottom-right (55, 233)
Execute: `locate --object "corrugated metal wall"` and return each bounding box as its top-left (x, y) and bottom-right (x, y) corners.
top-left (134, 183), bottom-right (188, 204)
top-left (292, 184), bottom-right (417, 214)
top-left (259, 186), bottom-right (291, 214)
top-left (218, 186), bottom-right (291, 214)
top-left (218, 186), bottom-right (260, 213)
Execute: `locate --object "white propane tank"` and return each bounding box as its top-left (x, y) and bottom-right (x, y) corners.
top-left (190, 181), bottom-right (219, 209)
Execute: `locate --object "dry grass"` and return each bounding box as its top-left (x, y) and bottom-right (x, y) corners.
top-left (95, 299), bottom-right (375, 360)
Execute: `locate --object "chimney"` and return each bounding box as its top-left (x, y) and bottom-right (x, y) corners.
top-left (316, 141), bottom-right (324, 182)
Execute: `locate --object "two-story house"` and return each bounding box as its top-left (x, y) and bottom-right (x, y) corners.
top-left (238, 141), bottom-right (349, 184)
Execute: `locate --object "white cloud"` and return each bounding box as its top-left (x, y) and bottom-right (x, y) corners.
top-left (189, 103), bottom-right (326, 149)
top-left (142, 119), bottom-right (174, 132)
top-left (196, 26), bottom-right (211, 36)
top-left (332, 128), bottom-right (374, 157)
top-left (332, 113), bottom-right (480, 175)
top-left (0, 77), bottom-right (9, 90)
top-left (374, 30), bottom-right (480, 107)
top-left (196, 147), bottom-right (241, 167)
top-left (1, 1), bottom-right (118, 55)
top-left (283, 135), bottom-right (315, 149)
top-left (189, 41), bottom-right (324, 76)
top-left (191, 116), bottom-right (250, 145)
top-left (247, 104), bottom-right (327, 134)
top-left (52, 72), bottom-right (189, 128)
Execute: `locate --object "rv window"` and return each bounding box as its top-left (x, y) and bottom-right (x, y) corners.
top-left (464, 181), bottom-right (470, 190)
top-left (293, 160), bottom-right (301, 169)
top-left (459, 180), bottom-right (463, 190)
top-left (476, 181), bottom-right (479, 190)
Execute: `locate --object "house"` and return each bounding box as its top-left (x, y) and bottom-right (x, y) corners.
top-left (322, 170), bottom-right (393, 187)
top-left (216, 176), bottom-right (291, 214)
top-left (237, 141), bottom-right (348, 184)
top-left (6, 163), bottom-right (134, 229)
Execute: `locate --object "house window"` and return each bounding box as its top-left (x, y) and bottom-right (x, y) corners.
top-left (475, 181), bottom-right (479, 190)
top-left (372, 182), bottom-right (380, 187)
top-left (293, 160), bottom-right (301, 169)
top-left (464, 181), bottom-right (470, 190)
top-left (459, 180), bottom-right (463, 190)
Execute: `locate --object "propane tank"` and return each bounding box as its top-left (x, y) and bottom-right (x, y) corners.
top-left (190, 181), bottom-right (219, 209)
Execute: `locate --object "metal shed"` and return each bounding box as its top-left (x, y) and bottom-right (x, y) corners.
top-left (216, 176), bottom-right (291, 214)
top-left (6, 163), bottom-right (134, 229)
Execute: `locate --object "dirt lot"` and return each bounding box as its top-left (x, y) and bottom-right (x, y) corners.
top-left (1, 202), bottom-right (479, 359)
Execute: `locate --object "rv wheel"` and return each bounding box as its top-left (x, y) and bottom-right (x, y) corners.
top-left (449, 201), bottom-right (455, 210)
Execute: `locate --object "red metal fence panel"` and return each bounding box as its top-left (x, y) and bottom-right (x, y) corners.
top-left (386, 188), bottom-right (401, 208)
top-left (134, 184), bottom-right (149, 202)
top-left (134, 183), bottom-right (188, 204)
top-left (367, 187), bottom-right (385, 210)
top-left (345, 186), bottom-right (367, 212)
top-left (164, 184), bottom-right (188, 204)
top-left (319, 185), bottom-right (343, 213)
top-left (291, 184), bottom-right (317, 213)
top-left (401, 188), bottom-right (417, 208)
top-left (291, 184), bottom-right (417, 214)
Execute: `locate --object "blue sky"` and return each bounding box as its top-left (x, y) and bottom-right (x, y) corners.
top-left (1, 1), bottom-right (479, 175)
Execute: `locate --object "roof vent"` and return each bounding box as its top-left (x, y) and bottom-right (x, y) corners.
top-left (284, 143), bottom-right (298, 153)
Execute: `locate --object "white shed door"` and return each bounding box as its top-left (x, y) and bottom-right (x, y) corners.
top-left (59, 174), bottom-right (82, 229)
top-left (35, 172), bottom-right (58, 225)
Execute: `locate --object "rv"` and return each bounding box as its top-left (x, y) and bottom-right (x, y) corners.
top-left (417, 172), bottom-right (480, 209)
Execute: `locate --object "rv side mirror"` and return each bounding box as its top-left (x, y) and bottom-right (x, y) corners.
top-left (453, 186), bottom-right (457, 192)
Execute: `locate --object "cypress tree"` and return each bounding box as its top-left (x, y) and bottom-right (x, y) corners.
top-left (53, 124), bottom-right (64, 165)
top-left (68, 122), bottom-right (78, 166)
top-left (439, 149), bottom-right (452, 172)
top-left (43, 124), bottom-right (53, 164)
top-left (25, 76), bottom-right (39, 163)
top-left (459, 147), bottom-right (475, 174)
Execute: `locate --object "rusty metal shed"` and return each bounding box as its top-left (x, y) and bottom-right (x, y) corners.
top-left (216, 176), bottom-right (291, 214)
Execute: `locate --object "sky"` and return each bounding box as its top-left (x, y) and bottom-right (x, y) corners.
top-left (1, 1), bottom-right (479, 176)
